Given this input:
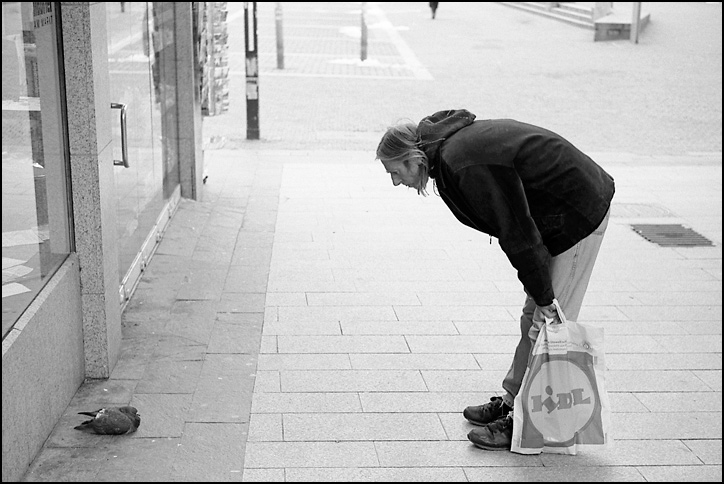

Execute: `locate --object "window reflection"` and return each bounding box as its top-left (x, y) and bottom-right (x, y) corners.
top-left (2, 2), bottom-right (70, 338)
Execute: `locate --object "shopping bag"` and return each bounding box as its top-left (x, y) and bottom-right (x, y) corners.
top-left (511, 299), bottom-right (611, 455)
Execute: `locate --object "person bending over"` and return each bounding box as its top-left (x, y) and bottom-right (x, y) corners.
top-left (376, 109), bottom-right (614, 451)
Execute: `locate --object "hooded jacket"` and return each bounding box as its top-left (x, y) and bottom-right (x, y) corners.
top-left (418, 109), bottom-right (615, 306)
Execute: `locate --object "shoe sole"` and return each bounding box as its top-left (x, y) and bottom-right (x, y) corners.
top-left (464, 418), bottom-right (488, 426)
top-left (463, 411), bottom-right (499, 427)
top-left (470, 441), bottom-right (510, 451)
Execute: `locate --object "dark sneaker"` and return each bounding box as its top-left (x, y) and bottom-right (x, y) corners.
top-left (467, 412), bottom-right (514, 451)
top-left (463, 396), bottom-right (512, 426)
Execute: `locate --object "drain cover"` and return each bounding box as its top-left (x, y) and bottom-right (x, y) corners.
top-left (631, 224), bottom-right (714, 247)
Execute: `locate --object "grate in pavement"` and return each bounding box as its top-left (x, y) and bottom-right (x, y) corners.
top-left (631, 224), bottom-right (714, 247)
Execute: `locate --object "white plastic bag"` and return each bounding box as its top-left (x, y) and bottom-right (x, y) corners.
top-left (511, 299), bottom-right (612, 455)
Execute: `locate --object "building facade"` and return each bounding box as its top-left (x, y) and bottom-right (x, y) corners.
top-left (2, 3), bottom-right (209, 480)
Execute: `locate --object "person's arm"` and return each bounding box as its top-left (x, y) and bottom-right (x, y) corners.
top-left (454, 164), bottom-right (555, 306)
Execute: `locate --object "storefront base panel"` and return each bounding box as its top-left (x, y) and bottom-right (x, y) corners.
top-left (2, 255), bottom-right (85, 482)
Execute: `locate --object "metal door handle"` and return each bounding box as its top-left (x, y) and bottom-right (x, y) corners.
top-left (111, 102), bottom-right (129, 167)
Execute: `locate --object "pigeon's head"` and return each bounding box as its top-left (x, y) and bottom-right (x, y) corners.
top-left (119, 406), bottom-right (141, 425)
top-left (118, 406), bottom-right (139, 416)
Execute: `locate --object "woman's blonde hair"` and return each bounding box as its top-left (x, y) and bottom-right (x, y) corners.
top-left (376, 122), bottom-right (430, 196)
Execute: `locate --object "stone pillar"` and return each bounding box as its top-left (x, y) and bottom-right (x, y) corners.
top-left (60, 2), bottom-right (121, 378)
top-left (174, 2), bottom-right (205, 201)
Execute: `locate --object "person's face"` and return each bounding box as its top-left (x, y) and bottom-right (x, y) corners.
top-left (381, 158), bottom-right (421, 189)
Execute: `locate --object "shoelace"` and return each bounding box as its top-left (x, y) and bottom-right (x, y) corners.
top-left (487, 397), bottom-right (512, 415)
top-left (477, 397), bottom-right (503, 420)
top-left (487, 412), bottom-right (513, 434)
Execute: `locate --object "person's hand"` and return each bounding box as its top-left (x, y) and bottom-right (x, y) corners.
top-left (537, 302), bottom-right (560, 324)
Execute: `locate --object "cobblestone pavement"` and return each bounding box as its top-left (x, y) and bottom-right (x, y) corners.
top-left (205, 2), bottom-right (722, 155)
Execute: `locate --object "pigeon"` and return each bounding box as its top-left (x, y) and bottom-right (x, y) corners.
top-left (74, 406), bottom-right (141, 435)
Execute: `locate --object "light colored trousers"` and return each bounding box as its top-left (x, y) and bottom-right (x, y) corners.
top-left (501, 210), bottom-right (611, 409)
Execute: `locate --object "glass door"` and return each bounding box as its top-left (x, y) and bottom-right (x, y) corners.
top-left (106, 2), bottom-right (177, 303)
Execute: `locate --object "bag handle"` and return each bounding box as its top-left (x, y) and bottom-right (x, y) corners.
top-left (543, 298), bottom-right (570, 353)
top-left (547, 298), bottom-right (568, 326)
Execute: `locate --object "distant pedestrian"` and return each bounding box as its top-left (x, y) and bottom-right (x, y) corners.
top-left (376, 109), bottom-right (614, 452)
top-left (429, 2), bottom-right (438, 19)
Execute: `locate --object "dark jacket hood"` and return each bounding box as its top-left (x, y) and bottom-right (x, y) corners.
top-left (418, 109), bottom-right (476, 178)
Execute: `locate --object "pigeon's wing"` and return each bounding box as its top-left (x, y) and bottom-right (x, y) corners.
top-left (74, 419), bottom-right (97, 432)
top-left (93, 408), bottom-right (136, 435)
top-left (74, 408), bottom-right (104, 432)
top-left (77, 409), bottom-right (102, 418)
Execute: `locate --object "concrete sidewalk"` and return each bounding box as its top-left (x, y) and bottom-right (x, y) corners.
top-left (21, 147), bottom-right (722, 482)
top-left (21, 2), bottom-right (721, 482)
top-left (238, 150), bottom-right (722, 482)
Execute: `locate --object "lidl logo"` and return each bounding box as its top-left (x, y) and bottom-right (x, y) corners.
top-left (530, 386), bottom-right (591, 413)
top-left (518, 352), bottom-right (603, 448)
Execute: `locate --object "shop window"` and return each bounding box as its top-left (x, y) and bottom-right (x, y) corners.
top-left (2, 2), bottom-right (71, 339)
